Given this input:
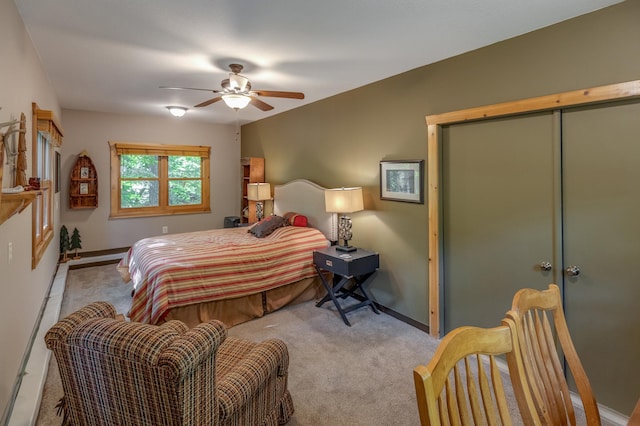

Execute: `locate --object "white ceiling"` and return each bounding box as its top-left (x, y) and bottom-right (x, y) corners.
top-left (15, 0), bottom-right (622, 125)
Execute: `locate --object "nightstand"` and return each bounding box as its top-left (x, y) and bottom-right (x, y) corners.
top-left (313, 246), bottom-right (380, 326)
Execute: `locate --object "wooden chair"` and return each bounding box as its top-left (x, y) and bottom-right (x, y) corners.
top-left (506, 284), bottom-right (601, 425)
top-left (413, 319), bottom-right (540, 426)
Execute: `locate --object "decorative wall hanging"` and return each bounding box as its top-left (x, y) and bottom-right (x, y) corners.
top-left (379, 160), bottom-right (424, 203)
top-left (1, 113), bottom-right (26, 188)
top-left (70, 151), bottom-right (98, 209)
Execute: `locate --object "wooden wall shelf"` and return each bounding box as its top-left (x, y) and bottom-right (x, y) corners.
top-left (240, 157), bottom-right (264, 224)
top-left (0, 191), bottom-right (39, 226)
top-left (70, 154), bottom-right (98, 209)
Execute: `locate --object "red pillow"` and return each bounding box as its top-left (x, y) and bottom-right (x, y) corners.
top-left (283, 212), bottom-right (308, 227)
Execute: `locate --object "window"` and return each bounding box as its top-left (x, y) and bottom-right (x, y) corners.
top-left (31, 104), bottom-right (58, 269)
top-left (109, 141), bottom-right (211, 218)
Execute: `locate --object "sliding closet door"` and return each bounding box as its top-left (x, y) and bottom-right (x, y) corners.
top-left (442, 112), bottom-right (558, 332)
top-left (562, 100), bottom-right (640, 414)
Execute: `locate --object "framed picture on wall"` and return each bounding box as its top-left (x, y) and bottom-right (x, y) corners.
top-left (380, 160), bottom-right (424, 203)
top-left (80, 167), bottom-right (90, 179)
top-left (79, 182), bottom-right (89, 195)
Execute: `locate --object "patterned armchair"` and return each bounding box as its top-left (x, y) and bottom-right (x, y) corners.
top-left (44, 302), bottom-right (294, 426)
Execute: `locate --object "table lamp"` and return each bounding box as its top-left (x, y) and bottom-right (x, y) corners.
top-left (324, 187), bottom-right (364, 252)
top-left (247, 182), bottom-right (271, 221)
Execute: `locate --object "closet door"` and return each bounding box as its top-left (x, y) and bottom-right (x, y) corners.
top-left (562, 100), bottom-right (640, 414)
top-left (442, 112), bottom-right (558, 332)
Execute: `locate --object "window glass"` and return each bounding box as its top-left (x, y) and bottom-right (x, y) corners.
top-left (109, 142), bottom-right (210, 218)
top-left (32, 132), bottom-right (53, 267)
top-left (121, 154), bottom-right (158, 178)
top-left (168, 155), bottom-right (202, 206)
top-left (31, 104), bottom-right (58, 269)
top-left (121, 180), bottom-right (160, 208)
top-left (169, 180), bottom-right (202, 206)
top-left (120, 155), bottom-right (160, 208)
top-left (168, 155), bottom-right (201, 178)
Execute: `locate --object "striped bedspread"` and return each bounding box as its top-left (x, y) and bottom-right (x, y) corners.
top-left (118, 226), bottom-right (329, 324)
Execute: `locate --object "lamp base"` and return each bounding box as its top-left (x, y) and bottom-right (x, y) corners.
top-left (256, 202), bottom-right (264, 222)
top-left (336, 244), bottom-right (357, 253)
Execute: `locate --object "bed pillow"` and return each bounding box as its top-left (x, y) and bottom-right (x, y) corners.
top-left (283, 212), bottom-right (308, 227)
top-left (248, 215), bottom-right (288, 238)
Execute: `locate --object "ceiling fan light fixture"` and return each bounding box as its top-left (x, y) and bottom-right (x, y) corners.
top-left (167, 106), bottom-right (187, 117)
top-left (222, 94), bottom-right (251, 109)
top-left (229, 74), bottom-right (250, 91)
top-left (162, 64), bottom-right (303, 113)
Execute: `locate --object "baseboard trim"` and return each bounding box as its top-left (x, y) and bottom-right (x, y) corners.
top-left (68, 258), bottom-right (123, 270)
top-left (569, 393), bottom-right (629, 426)
top-left (59, 247), bottom-right (129, 264)
top-left (344, 292), bottom-right (430, 334)
top-left (374, 302), bottom-right (430, 334)
top-left (6, 264), bottom-right (65, 426)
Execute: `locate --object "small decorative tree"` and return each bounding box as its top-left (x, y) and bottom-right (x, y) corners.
top-left (60, 225), bottom-right (70, 262)
top-left (70, 227), bottom-right (82, 260)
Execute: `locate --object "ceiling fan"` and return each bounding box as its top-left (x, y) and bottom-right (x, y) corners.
top-left (161, 64), bottom-right (304, 111)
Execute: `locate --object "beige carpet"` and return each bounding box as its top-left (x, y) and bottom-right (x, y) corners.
top-left (36, 263), bottom-right (132, 425)
top-left (35, 263), bottom-right (587, 425)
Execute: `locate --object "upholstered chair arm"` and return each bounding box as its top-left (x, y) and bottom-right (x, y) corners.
top-left (159, 319), bottom-right (189, 334)
top-left (216, 338), bottom-right (289, 420)
top-left (44, 301), bottom-right (116, 350)
top-left (159, 320), bottom-right (227, 377)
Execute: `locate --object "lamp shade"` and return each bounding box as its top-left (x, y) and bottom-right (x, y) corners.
top-left (325, 187), bottom-right (364, 213)
top-left (247, 182), bottom-right (271, 201)
top-left (222, 94), bottom-right (251, 109)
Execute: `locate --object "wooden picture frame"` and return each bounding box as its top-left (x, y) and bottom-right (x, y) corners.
top-left (380, 160), bottom-right (424, 203)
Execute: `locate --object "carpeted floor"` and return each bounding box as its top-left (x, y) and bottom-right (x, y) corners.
top-left (36, 263), bottom-right (132, 425)
top-left (35, 263), bottom-right (592, 425)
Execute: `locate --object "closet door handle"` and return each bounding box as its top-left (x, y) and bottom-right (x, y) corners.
top-left (539, 261), bottom-right (552, 271)
top-left (565, 265), bottom-right (581, 277)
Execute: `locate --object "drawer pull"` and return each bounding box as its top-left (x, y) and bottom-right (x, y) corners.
top-left (325, 260), bottom-right (333, 267)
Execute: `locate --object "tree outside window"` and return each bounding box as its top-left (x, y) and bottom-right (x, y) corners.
top-left (109, 142), bottom-right (210, 218)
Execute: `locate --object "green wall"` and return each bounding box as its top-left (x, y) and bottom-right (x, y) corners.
top-left (241, 1), bottom-right (640, 327)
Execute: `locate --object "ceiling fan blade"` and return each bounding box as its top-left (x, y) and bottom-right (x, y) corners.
top-left (160, 86), bottom-right (221, 93)
top-left (253, 90), bottom-right (305, 99)
top-left (194, 97), bottom-right (223, 108)
top-left (250, 97), bottom-right (274, 111)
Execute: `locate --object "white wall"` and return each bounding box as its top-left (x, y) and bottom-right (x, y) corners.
top-left (0, 0), bottom-right (62, 420)
top-left (60, 110), bottom-right (240, 251)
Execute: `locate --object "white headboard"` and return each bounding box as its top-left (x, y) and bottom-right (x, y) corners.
top-left (273, 179), bottom-right (337, 241)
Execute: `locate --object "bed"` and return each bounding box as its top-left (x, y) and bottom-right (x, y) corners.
top-left (117, 179), bottom-right (337, 327)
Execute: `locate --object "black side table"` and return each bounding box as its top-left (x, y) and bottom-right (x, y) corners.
top-left (313, 246), bottom-right (380, 326)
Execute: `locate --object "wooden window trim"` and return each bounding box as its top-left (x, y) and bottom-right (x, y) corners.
top-left (32, 183), bottom-right (53, 268)
top-left (426, 80), bottom-right (640, 338)
top-left (109, 141), bottom-right (211, 219)
top-left (31, 103), bottom-right (60, 269)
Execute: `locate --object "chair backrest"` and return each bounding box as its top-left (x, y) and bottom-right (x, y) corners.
top-left (45, 301), bottom-right (227, 426)
top-left (413, 319), bottom-right (540, 426)
top-left (506, 284), bottom-right (601, 426)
